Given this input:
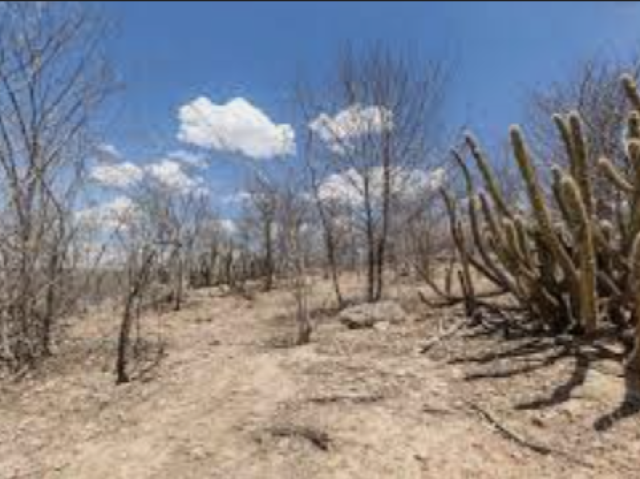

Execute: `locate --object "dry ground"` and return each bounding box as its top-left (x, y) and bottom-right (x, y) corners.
top-left (1, 277), bottom-right (640, 478)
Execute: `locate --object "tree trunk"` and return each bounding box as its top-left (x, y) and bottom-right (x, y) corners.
top-left (374, 135), bottom-right (392, 302)
top-left (364, 179), bottom-right (376, 303)
top-left (174, 249), bottom-right (184, 311)
top-left (324, 229), bottom-right (344, 308)
top-left (116, 295), bottom-right (135, 384)
top-left (264, 220), bottom-right (274, 291)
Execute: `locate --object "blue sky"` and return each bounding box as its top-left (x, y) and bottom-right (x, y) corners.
top-left (95, 1), bottom-right (640, 209)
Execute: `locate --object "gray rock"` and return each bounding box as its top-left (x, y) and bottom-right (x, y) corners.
top-left (339, 301), bottom-right (407, 329)
top-left (373, 321), bottom-right (391, 331)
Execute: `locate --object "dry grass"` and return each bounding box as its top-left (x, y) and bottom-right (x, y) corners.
top-left (1, 275), bottom-right (639, 478)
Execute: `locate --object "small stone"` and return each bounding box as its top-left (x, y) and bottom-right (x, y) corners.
top-left (190, 446), bottom-right (208, 460)
top-left (531, 417), bottom-right (545, 428)
top-left (374, 321), bottom-right (391, 331)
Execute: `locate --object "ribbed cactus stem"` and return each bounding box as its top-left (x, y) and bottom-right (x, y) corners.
top-left (628, 111), bottom-right (640, 140)
top-left (625, 140), bottom-right (640, 250)
top-left (479, 192), bottom-right (505, 246)
top-left (627, 139), bottom-right (640, 184)
top-left (553, 115), bottom-right (577, 178)
top-left (600, 220), bottom-right (614, 243)
top-left (469, 197), bottom-right (496, 262)
top-left (627, 233), bottom-right (640, 372)
top-left (510, 125), bottom-right (579, 285)
top-left (598, 157), bottom-right (634, 193)
top-left (504, 218), bottom-right (525, 263)
top-left (622, 74), bottom-right (640, 112)
top-left (440, 189), bottom-right (476, 314)
top-left (465, 133), bottom-right (513, 219)
top-left (552, 166), bottom-right (574, 225)
top-left (560, 175), bottom-right (598, 334)
top-left (568, 112), bottom-right (594, 216)
top-left (514, 215), bottom-right (533, 267)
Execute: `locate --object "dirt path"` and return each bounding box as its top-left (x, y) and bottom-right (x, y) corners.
top-left (0, 284), bottom-right (637, 478)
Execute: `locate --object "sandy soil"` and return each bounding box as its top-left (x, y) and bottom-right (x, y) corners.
top-left (1, 278), bottom-right (639, 478)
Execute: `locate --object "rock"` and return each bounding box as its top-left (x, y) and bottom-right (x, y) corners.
top-left (373, 321), bottom-right (391, 331)
top-left (190, 446), bottom-right (208, 460)
top-left (530, 417), bottom-right (545, 428)
top-left (339, 301), bottom-right (407, 330)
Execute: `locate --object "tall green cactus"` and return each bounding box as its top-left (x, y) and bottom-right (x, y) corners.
top-left (559, 175), bottom-right (598, 334)
top-left (436, 72), bottom-right (640, 374)
top-left (627, 233), bottom-right (640, 372)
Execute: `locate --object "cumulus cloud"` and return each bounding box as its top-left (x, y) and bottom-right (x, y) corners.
top-left (145, 159), bottom-right (202, 194)
top-left (317, 169), bottom-right (363, 206)
top-left (218, 219), bottom-right (237, 235)
top-left (166, 149), bottom-right (208, 169)
top-left (310, 104), bottom-right (393, 154)
top-left (90, 154), bottom-right (207, 196)
top-left (221, 190), bottom-right (252, 206)
top-left (399, 167), bottom-right (446, 199)
top-left (90, 162), bottom-right (144, 189)
top-left (77, 196), bottom-right (139, 231)
top-left (318, 167), bottom-right (445, 206)
top-left (96, 143), bottom-right (122, 162)
top-left (177, 97), bottom-right (295, 159)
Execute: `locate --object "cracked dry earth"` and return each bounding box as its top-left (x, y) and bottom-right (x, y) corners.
top-left (1, 282), bottom-right (640, 478)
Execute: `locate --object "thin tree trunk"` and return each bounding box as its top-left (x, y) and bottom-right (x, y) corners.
top-left (116, 295), bottom-right (135, 384)
top-left (264, 220), bottom-right (274, 291)
top-left (363, 179), bottom-right (376, 302)
top-left (374, 135), bottom-right (392, 302)
top-left (324, 228), bottom-right (344, 308)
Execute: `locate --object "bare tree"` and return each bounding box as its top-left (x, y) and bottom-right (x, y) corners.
top-left (298, 44), bottom-right (450, 302)
top-left (244, 172), bottom-right (280, 292)
top-left (525, 52), bottom-right (640, 216)
top-left (298, 127), bottom-right (347, 307)
top-left (275, 172), bottom-right (314, 344)
top-left (0, 2), bottom-right (114, 369)
top-left (115, 244), bottom-right (157, 384)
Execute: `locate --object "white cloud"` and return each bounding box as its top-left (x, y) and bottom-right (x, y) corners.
top-left (90, 155), bottom-right (208, 196)
top-left (177, 97), bottom-right (295, 159)
top-left (318, 167), bottom-right (445, 206)
top-left (221, 190), bottom-right (252, 206)
top-left (144, 159), bottom-right (208, 196)
top-left (167, 149), bottom-right (208, 169)
top-left (317, 168), bottom-right (363, 206)
top-left (218, 219), bottom-right (237, 235)
top-left (400, 167), bottom-right (446, 199)
top-left (96, 143), bottom-right (122, 162)
top-left (90, 162), bottom-right (144, 189)
top-left (310, 104), bottom-right (393, 154)
top-left (77, 196), bottom-right (139, 231)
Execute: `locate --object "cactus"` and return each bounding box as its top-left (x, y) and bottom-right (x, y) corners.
top-left (627, 233), bottom-right (640, 372)
top-left (434, 73), bottom-right (640, 374)
top-left (559, 175), bottom-right (598, 334)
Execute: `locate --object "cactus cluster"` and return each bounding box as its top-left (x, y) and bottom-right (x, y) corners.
top-left (442, 74), bottom-right (640, 373)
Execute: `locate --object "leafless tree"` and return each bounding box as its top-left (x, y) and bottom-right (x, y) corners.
top-left (525, 52), bottom-right (640, 216)
top-left (244, 172), bottom-right (280, 292)
top-left (275, 172), bottom-right (314, 344)
top-left (115, 244), bottom-right (157, 384)
top-left (0, 2), bottom-right (114, 369)
top-left (298, 129), bottom-right (348, 307)
top-left (298, 44), bottom-right (451, 302)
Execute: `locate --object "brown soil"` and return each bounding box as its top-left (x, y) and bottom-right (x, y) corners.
top-left (1, 278), bottom-right (639, 478)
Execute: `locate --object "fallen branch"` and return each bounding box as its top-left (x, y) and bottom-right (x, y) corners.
top-left (465, 401), bottom-right (593, 468)
top-left (465, 401), bottom-right (552, 456)
top-left (420, 320), bottom-right (467, 354)
top-left (266, 425), bottom-right (331, 451)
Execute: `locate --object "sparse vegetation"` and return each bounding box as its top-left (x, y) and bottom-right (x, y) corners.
top-left (2, 2), bottom-right (640, 478)
top-left (435, 75), bottom-right (640, 378)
